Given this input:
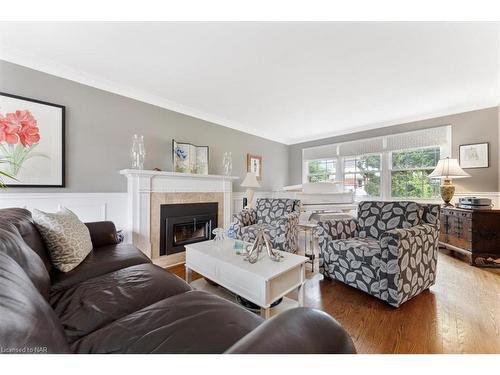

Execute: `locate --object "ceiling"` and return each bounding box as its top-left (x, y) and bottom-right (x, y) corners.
top-left (1, 22), bottom-right (499, 145)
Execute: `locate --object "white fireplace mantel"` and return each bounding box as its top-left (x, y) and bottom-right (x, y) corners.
top-left (120, 169), bottom-right (239, 259)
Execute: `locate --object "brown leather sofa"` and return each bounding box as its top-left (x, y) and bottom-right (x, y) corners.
top-left (0, 208), bottom-right (356, 354)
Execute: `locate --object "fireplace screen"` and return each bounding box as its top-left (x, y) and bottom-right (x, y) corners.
top-left (173, 220), bottom-right (210, 246)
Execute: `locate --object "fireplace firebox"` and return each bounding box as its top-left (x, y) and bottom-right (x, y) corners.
top-left (160, 202), bottom-right (218, 256)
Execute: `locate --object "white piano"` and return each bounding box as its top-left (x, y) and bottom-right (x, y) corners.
top-left (274, 182), bottom-right (357, 222)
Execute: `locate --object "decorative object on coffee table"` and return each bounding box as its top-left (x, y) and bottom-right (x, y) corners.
top-left (172, 139), bottom-right (209, 174)
top-left (0, 92), bottom-right (65, 187)
top-left (247, 153), bottom-right (262, 180)
top-left (459, 142), bottom-right (489, 169)
top-left (428, 157), bottom-right (470, 206)
top-left (244, 225), bottom-right (284, 264)
top-left (212, 227), bottom-right (225, 248)
top-left (240, 172), bottom-right (260, 208)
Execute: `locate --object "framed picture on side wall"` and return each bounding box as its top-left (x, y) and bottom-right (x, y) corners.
top-left (247, 154), bottom-right (262, 180)
top-left (0, 92), bottom-right (65, 187)
top-left (459, 142), bottom-right (489, 169)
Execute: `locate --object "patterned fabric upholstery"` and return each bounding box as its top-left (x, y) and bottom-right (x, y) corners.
top-left (316, 201), bottom-right (440, 308)
top-left (357, 201), bottom-right (423, 239)
top-left (230, 199), bottom-right (301, 253)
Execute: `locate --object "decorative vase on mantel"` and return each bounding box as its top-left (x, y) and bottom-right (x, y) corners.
top-left (130, 134), bottom-right (146, 170)
top-left (223, 151), bottom-right (232, 176)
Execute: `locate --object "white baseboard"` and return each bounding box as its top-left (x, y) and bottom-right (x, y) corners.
top-left (0, 192), bottom-right (128, 230)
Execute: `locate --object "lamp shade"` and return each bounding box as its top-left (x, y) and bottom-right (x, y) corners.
top-left (428, 158), bottom-right (471, 179)
top-left (241, 172), bottom-right (261, 188)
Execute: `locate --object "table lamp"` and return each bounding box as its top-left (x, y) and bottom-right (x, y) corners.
top-left (241, 172), bottom-right (261, 208)
top-left (428, 157), bottom-right (470, 206)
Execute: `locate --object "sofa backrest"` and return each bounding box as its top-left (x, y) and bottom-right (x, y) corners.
top-left (0, 208), bottom-right (51, 273)
top-left (421, 204), bottom-right (441, 226)
top-left (357, 201), bottom-right (423, 239)
top-left (0, 223), bottom-right (51, 300)
top-left (0, 252), bottom-right (70, 353)
top-left (256, 198), bottom-right (300, 224)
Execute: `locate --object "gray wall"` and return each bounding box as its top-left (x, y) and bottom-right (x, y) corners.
top-left (289, 107), bottom-right (500, 193)
top-left (0, 61), bottom-right (289, 192)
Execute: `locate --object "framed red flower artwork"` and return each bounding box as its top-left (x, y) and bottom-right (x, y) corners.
top-left (0, 92), bottom-right (65, 187)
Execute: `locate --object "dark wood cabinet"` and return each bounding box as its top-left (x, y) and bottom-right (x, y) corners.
top-left (439, 207), bottom-right (500, 267)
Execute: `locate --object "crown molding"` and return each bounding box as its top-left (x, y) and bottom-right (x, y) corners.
top-left (1, 45), bottom-right (498, 146)
top-left (0, 45), bottom-right (289, 144)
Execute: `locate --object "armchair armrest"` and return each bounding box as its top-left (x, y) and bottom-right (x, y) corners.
top-left (225, 307), bottom-right (356, 354)
top-left (379, 223), bottom-right (439, 307)
top-left (84, 221), bottom-right (118, 249)
top-left (316, 218), bottom-right (359, 278)
top-left (230, 208), bottom-right (257, 237)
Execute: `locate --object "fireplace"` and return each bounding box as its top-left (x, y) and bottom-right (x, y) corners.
top-left (160, 202), bottom-right (218, 256)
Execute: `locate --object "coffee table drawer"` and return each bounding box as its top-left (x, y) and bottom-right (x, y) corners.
top-left (185, 251), bottom-right (217, 279)
top-left (268, 266), bottom-right (304, 302)
top-left (218, 266), bottom-right (263, 305)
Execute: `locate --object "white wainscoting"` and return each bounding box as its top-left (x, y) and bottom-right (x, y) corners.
top-left (0, 193), bottom-right (128, 230)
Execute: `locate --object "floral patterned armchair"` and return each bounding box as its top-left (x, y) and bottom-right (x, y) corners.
top-left (316, 201), bottom-right (440, 308)
top-left (230, 198), bottom-right (301, 253)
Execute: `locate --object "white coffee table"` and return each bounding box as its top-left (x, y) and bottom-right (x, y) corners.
top-left (185, 239), bottom-right (307, 319)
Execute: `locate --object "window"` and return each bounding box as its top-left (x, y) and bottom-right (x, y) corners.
top-left (390, 147), bottom-right (440, 199)
top-left (343, 154), bottom-right (381, 198)
top-left (306, 159), bottom-right (336, 183)
top-left (302, 126), bottom-right (451, 201)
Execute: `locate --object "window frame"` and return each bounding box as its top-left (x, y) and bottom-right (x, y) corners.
top-left (302, 130), bottom-right (451, 202)
top-left (304, 158), bottom-right (338, 183)
top-left (342, 152), bottom-right (383, 200)
top-left (388, 145), bottom-right (444, 200)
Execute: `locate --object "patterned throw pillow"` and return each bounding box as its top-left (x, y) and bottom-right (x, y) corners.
top-left (32, 208), bottom-right (93, 272)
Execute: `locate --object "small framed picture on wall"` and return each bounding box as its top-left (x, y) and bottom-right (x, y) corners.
top-left (247, 154), bottom-right (262, 180)
top-left (459, 142), bottom-right (489, 169)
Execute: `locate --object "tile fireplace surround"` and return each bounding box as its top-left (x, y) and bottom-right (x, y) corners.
top-left (120, 169), bottom-right (239, 267)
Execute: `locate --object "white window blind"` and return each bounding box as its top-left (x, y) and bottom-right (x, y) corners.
top-left (303, 144), bottom-right (338, 160)
top-left (337, 137), bottom-right (384, 157)
top-left (302, 125), bottom-right (451, 160)
top-left (385, 125), bottom-right (451, 152)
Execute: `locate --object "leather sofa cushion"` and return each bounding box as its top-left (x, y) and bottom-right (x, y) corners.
top-left (0, 208), bottom-right (51, 272)
top-left (0, 252), bottom-right (70, 353)
top-left (50, 264), bottom-right (192, 343)
top-left (0, 224), bottom-right (51, 300)
top-left (51, 243), bottom-right (150, 292)
top-left (72, 290), bottom-right (263, 354)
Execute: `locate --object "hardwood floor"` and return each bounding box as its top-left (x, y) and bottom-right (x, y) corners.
top-left (167, 250), bottom-right (500, 354)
